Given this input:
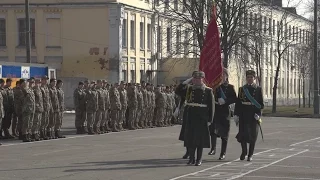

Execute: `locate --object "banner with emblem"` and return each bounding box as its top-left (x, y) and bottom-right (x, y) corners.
top-left (199, 1), bottom-right (223, 90)
top-left (21, 66), bottom-right (30, 79)
top-left (0, 65), bottom-right (2, 78)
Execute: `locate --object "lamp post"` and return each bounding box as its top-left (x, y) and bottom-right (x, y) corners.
top-left (313, 0), bottom-right (319, 115)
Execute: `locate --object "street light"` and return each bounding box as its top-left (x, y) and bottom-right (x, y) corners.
top-left (313, 0), bottom-right (319, 115)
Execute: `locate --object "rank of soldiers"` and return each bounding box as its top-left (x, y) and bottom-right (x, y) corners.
top-left (0, 76), bottom-right (65, 144)
top-left (73, 80), bottom-right (179, 135)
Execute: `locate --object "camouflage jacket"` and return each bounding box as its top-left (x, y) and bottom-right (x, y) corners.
top-left (109, 87), bottom-right (121, 110)
top-left (33, 86), bottom-right (44, 113)
top-left (0, 92), bottom-right (4, 118)
top-left (57, 87), bottom-right (65, 112)
top-left (49, 86), bottom-right (60, 113)
top-left (85, 88), bottom-right (98, 112)
top-left (96, 87), bottom-right (106, 111)
top-left (41, 85), bottom-right (52, 112)
top-left (119, 88), bottom-right (128, 109)
top-left (103, 88), bottom-right (111, 110)
top-left (4, 86), bottom-right (14, 112)
top-left (74, 88), bottom-right (86, 111)
top-left (137, 90), bottom-right (144, 109)
top-left (22, 88), bottom-right (36, 114)
top-left (127, 86), bottom-right (138, 108)
top-left (13, 86), bottom-right (24, 115)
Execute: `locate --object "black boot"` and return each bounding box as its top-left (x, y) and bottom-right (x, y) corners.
top-left (22, 134), bottom-right (32, 142)
top-left (88, 127), bottom-right (95, 135)
top-left (28, 134), bottom-right (35, 142)
top-left (187, 148), bottom-right (196, 165)
top-left (208, 135), bottom-right (217, 155)
top-left (195, 147), bottom-right (203, 166)
top-left (240, 142), bottom-right (247, 160)
top-left (247, 142), bottom-right (255, 161)
top-left (182, 147), bottom-right (189, 159)
top-left (219, 138), bottom-right (228, 160)
top-left (3, 129), bottom-right (14, 139)
top-left (55, 131), bottom-right (66, 138)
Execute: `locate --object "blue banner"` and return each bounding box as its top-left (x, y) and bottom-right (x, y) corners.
top-left (1, 65), bottom-right (48, 78)
top-left (30, 67), bottom-right (48, 78)
top-left (2, 65), bottom-right (21, 78)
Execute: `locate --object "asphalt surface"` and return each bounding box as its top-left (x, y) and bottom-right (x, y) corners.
top-left (1, 114), bottom-right (320, 180)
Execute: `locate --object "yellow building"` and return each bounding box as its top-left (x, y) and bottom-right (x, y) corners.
top-left (0, 0), bottom-right (158, 84)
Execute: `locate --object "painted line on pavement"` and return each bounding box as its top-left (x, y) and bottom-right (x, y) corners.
top-left (244, 175), bottom-right (319, 180)
top-left (290, 137), bottom-right (320, 146)
top-left (168, 148), bottom-right (278, 180)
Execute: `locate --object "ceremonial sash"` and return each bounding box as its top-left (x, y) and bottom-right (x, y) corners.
top-left (219, 87), bottom-right (226, 100)
top-left (242, 86), bottom-right (262, 109)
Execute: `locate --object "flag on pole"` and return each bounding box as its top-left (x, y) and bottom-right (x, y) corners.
top-left (199, 0), bottom-right (223, 90)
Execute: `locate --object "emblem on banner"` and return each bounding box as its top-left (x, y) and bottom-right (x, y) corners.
top-left (0, 65), bottom-right (2, 78)
top-left (21, 66), bottom-right (30, 79)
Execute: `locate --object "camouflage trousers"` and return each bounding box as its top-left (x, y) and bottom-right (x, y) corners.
top-left (147, 107), bottom-right (154, 124)
top-left (166, 108), bottom-right (173, 124)
top-left (22, 112), bottom-right (35, 135)
top-left (86, 112), bottom-right (96, 128)
top-left (48, 111), bottom-right (59, 133)
top-left (40, 110), bottom-right (50, 131)
top-left (55, 111), bottom-right (63, 131)
top-left (128, 107), bottom-right (137, 127)
top-left (75, 109), bottom-right (86, 129)
top-left (110, 109), bottom-right (120, 126)
top-left (120, 106), bottom-right (127, 126)
top-left (32, 112), bottom-right (42, 134)
top-left (94, 110), bottom-right (103, 129)
top-left (156, 108), bottom-right (165, 125)
top-left (101, 110), bottom-right (109, 128)
top-left (140, 109), bottom-right (147, 126)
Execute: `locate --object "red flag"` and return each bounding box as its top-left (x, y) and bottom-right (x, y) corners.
top-left (199, 2), bottom-right (223, 90)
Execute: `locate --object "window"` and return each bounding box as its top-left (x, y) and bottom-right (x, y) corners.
top-left (176, 29), bottom-right (181, 54)
top-left (270, 77), bottom-right (273, 95)
top-left (140, 70), bottom-right (144, 83)
top-left (167, 27), bottom-right (171, 52)
top-left (272, 19), bottom-right (275, 35)
top-left (130, 70), bottom-right (135, 83)
top-left (18, 18), bottom-right (35, 46)
top-left (265, 77), bottom-right (268, 96)
top-left (157, 25), bottom-right (162, 52)
top-left (264, 16), bottom-right (267, 34)
top-left (293, 26), bottom-right (295, 41)
top-left (268, 18), bottom-right (271, 35)
top-left (165, 0), bottom-right (169, 9)
top-left (122, 70), bottom-right (127, 82)
top-left (289, 25), bottom-right (291, 40)
top-left (184, 30), bottom-right (189, 55)
top-left (140, 17), bottom-right (145, 50)
top-left (174, 0), bottom-right (178, 10)
top-left (146, 70), bottom-right (152, 83)
top-left (155, 0), bottom-right (159, 6)
top-left (0, 19), bottom-right (5, 46)
top-left (130, 15), bottom-right (136, 49)
top-left (147, 19), bottom-right (151, 50)
top-left (122, 15), bottom-right (127, 47)
top-left (47, 18), bottom-right (61, 47)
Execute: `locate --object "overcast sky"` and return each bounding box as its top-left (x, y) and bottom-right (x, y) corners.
top-left (283, 0), bottom-right (313, 18)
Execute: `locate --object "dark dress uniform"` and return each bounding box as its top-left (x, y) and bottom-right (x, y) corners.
top-left (234, 71), bottom-right (264, 161)
top-left (183, 77), bottom-right (214, 166)
top-left (209, 83), bottom-right (237, 159)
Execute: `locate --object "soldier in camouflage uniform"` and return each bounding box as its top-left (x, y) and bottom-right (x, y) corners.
top-left (12, 81), bottom-right (22, 137)
top-left (56, 80), bottom-right (66, 138)
top-left (101, 80), bottom-right (111, 132)
top-left (94, 80), bottom-right (105, 134)
top-left (74, 81), bottom-right (86, 134)
top-left (2, 79), bottom-right (14, 139)
top-left (118, 81), bottom-right (128, 131)
top-left (0, 80), bottom-right (4, 144)
top-left (82, 80), bottom-right (91, 133)
top-left (140, 81), bottom-right (148, 128)
top-left (85, 81), bottom-right (98, 135)
top-left (48, 78), bottom-right (60, 139)
top-left (155, 86), bottom-right (165, 127)
top-left (0, 79), bottom-right (6, 138)
top-left (109, 82), bottom-right (121, 132)
top-left (127, 83), bottom-right (138, 130)
top-left (136, 84), bottom-right (144, 129)
top-left (40, 76), bottom-right (51, 140)
top-left (21, 79), bottom-right (36, 142)
top-left (146, 83), bottom-right (153, 127)
top-left (32, 79), bottom-right (44, 141)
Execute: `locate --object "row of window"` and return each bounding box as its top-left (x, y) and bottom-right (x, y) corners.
top-left (264, 76), bottom-right (307, 96)
top-left (122, 69), bottom-right (153, 83)
top-left (0, 19), bottom-right (36, 47)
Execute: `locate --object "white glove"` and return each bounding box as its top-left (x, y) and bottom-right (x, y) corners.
top-left (207, 122), bottom-right (211, 126)
top-left (234, 115), bottom-right (239, 126)
top-left (182, 77), bottom-right (193, 85)
top-left (254, 114), bottom-right (260, 120)
top-left (218, 98), bottom-right (226, 105)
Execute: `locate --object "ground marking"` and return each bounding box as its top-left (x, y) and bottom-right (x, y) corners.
top-left (244, 175), bottom-right (320, 180)
top-left (226, 149), bottom-right (309, 180)
top-left (168, 148), bottom-right (278, 180)
top-left (290, 137), bottom-right (320, 146)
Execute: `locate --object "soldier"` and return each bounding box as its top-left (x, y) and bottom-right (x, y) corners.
top-left (118, 81), bottom-right (128, 131)
top-left (21, 79), bottom-right (36, 142)
top-left (82, 80), bottom-right (91, 133)
top-left (178, 71), bottom-right (215, 166)
top-left (140, 81), bottom-right (148, 128)
top-left (127, 83), bottom-right (138, 130)
top-left (74, 81), bottom-right (86, 134)
top-left (2, 79), bottom-right (14, 139)
top-left (162, 87), bottom-right (169, 126)
top-left (55, 80), bottom-right (66, 138)
top-left (12, 81), bottom-right (22, 137)
top-left (94, 80), bottom-right (105, 134)
top-left (40, 76), bottom-right (51, 140)
top-left (109, 82), bottom-right (121, 132)
top-left (85, 81), bottom-right (98, 134)
top-left (208, 68), bottom-right (237, 160)
top-left (0, 79), bottom-right (5, 139)
top-left (155, 86), bottom-right (165, 127)
top-left (145, 83), bottom-right (153, 127)
top-left (32, 79), bottom-right (44, 141)
top-left (150, 85), bottom-right (156, 127)
top-left (48, 78), bottom-right (60, 139)
top-left (234, 70), bottom-right (264, 162)
top-left (101, 80), bottom-right (111, 132)
top-left (136, 84), bottom-right (144, 129)
top-left (0, 80), bottom-right (4, 145)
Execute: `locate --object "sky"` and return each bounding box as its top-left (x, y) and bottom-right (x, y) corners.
top-left (283, 0), bottom-right (313, 19)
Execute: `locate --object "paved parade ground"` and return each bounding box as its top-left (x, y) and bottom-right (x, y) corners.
top-left (1, 114), bottom-right (320, 180)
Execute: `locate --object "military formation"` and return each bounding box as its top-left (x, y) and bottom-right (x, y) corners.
top-left (0, 76), bottom-right (65, 145)
top-left (73, 80), bottom-right (179, 134)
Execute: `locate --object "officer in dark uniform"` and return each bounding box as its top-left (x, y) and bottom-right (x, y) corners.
top-left (183, 71), bottom-right (214, 166)
top-left (175, 71), bottom-right (198, 159)
top-left (234, 70), bottom-right (264, 161)
top-left (209, 68), bottom-right (237, 160)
